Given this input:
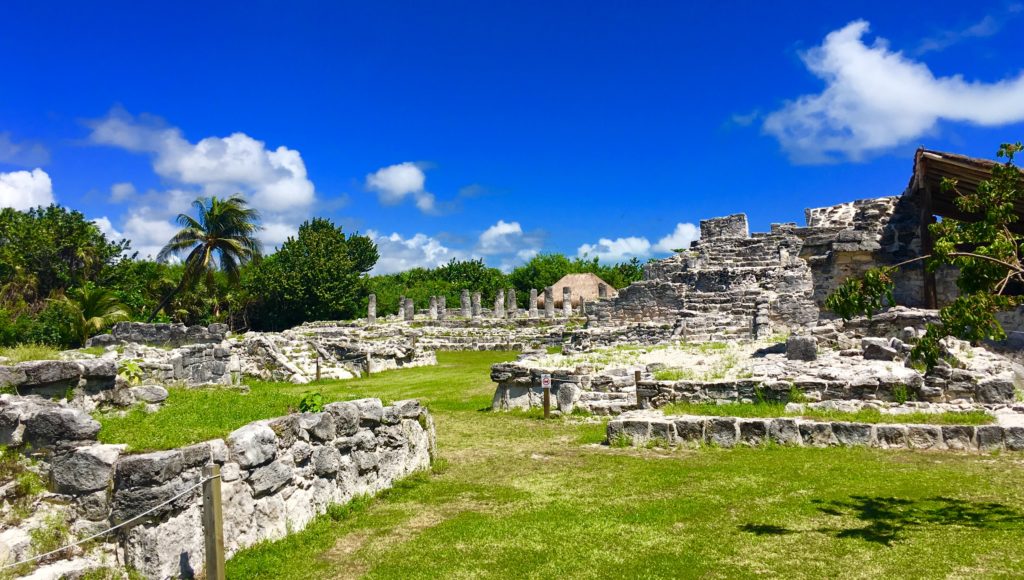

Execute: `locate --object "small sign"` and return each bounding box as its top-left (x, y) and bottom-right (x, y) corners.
top-left (540, 373), bottom-right (551, 389)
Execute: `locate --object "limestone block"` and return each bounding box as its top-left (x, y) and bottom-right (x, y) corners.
top-left (907, 425), bottom-right (944, 450)
top-left (975, 425), bottom-right (1004, 451)
top-left (115, 450), bottom-right (185, 488)
top-left (786, 335), bottom-right (817, 361)
top-left (798, 421), bottom-right (834, 447)
top-left (739, 419), bottom-right (769, 445)
top-left (248, 460), bottom-right (292, 496)
top-left (832, 422), bottom-right (873, 446)
top-left (706, 417), bottom-right (738, 447)
top-left (51, 444), bottom-right (122, 494)
top-left (942, 425), bottom-right (975, 451)
top-left (768, 418), bottom-right (801, 445)
top-left (875, 425), bottom-right (908, 449)
top-left (22, 405), bottom-right (100, 447)
top-left (324, 401), bottom-right (360, 436)
top-left (227, 423), bottom-right (278, 468)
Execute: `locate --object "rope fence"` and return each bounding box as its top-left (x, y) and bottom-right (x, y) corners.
top-left (0, 473), bottom-right (221, 572)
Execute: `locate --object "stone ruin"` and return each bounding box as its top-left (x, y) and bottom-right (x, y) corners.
top-left (0, 395), bottom-right (434, 578)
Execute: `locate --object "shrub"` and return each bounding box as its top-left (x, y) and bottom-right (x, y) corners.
top-left (299, 391), bottom-right (324, 413)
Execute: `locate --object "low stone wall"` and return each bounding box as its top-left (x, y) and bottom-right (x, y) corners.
top-left (607, 410), bottom-right (1024, 452)
top-left (0, 396), bottom-right (435, 579)
top-left (490, 360), bottom-right (644, 415)
top-left (89, 322), bottom-right (229, 348)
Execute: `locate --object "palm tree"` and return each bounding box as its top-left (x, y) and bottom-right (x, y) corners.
top-left (147, 195), bottom-right (262, 322)
top-left (63, 285), bottom-right (131, 347)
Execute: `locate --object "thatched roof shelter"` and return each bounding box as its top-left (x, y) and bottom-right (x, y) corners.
top-left (536, 273), bottom-right (618, 308)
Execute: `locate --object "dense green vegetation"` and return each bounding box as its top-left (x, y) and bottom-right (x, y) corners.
top-left (0, 195), bottom-right (647, 347)
top-left (94, 352), bottom-right (1024, 578)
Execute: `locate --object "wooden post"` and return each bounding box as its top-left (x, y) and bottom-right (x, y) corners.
top-left (315, 354), bottom-right (321, 382)
top-left (543, 385), bottom-right (550, 419)
top-left (202, 464), bottom-right (225, 580)
top-left (635, 370), bottom-right (643, 408)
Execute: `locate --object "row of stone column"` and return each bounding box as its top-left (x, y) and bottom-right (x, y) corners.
top-left (367, 283), bottom-right (610, 322)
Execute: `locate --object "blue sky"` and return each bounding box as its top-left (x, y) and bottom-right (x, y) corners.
top-left (2, 1), bottom-right (1023, 272)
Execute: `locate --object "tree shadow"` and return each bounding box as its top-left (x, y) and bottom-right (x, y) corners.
top-left (741, 495), bottom-right (1024, 546)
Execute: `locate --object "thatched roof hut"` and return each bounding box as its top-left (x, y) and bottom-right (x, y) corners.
top-left (536, 273), bottom-right (618, 308)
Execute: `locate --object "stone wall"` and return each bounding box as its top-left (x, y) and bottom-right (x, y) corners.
top-left (88, 323), bottom-right (228, 348)
top-left (607, 409), bottom-right (1024, 452)
top-left (0, 396), bottom-right (435, 579)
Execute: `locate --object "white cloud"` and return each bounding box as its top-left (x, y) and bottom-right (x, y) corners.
top-left (121, 212), bottom-right (181, 261)
top-left (92, 216), bottom-right (122, 240)
top-left (478, 219), bottom-right (523, 254)
top-left (915, 9), bottom-right (1018, 55)
top-left (653, 222), bottom-right (699, 253)
top-left (110, 182), bottom-right (136, 202)
top-left (87, 109), bottom-right (319, 256)
top-left (0, 168), bottom-right (54, 210)
top-left (368, 230), bottom-right (464, 274)
top-left (365, 162), bottom-right (437, 213)
top-left (577, 236), bottom-right (652, 262)
top-left (762, 20), bottom-right (1024, 163)
top-left (0, 133), bottom-right (49, 167)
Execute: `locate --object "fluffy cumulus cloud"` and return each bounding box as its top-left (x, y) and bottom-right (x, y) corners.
top-left (368, 230), bottom-right (462, 274)
top-left (365, 162), bottom-right (436, 213)
top-left (87, 109), bottom-right (319, 256)
top-left (762, 20), bottom-right (1024, 163)
top-left (92, 216), bottom-right (122, 240)
top-left (478, 219), bottom-right (523, 254)
top-left (577, 222), bottom-right (699, 263)
top-left (653, 222), bottom-right (700, 253)
top-left (0, 168), bottom-right (54, 210)
top-left (577, 236), bottom-right (652, 262)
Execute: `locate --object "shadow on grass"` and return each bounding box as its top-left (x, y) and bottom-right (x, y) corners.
top-left (742, 495), bottom-right (1024, 545)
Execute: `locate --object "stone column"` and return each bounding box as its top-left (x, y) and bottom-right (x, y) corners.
top-left (471, 292), bottom-right (482, 318)
top-left (598, 283), bottom-right (608, 299)
top-left (367, 293), bottom-right (376, 324)
top-left (529, 289), bottom-right (538, 318)
top-left (399, 295), bottom-right (405, 318)
top-left (429, 296), bottom-right (438, 320)
top-left (562, 287), bottom-right (572, 317)
top-left (494, 289), bottom-right (505, 319)
top-left (439, 295), bottom-right (447, 320)
top-left (403, 298), bottom-right (414, 321)
top-left (579, 296), bottom-right (586, 316)
top-left (461, 290), bottom-right (471, 318)
top-left (544, 287), bottom-right (555, 318)
top-left (506, 288), bottom-right (516, 318)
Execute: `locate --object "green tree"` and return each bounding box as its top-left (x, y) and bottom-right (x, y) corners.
top-left (826, 142), bottom-right (1024, 366)
top-left (247, 218), bottom-right (377, 330)
top-left (62, 284), bottom-right (131, 347)
top-left (149, 195), bottom-right (262, 322)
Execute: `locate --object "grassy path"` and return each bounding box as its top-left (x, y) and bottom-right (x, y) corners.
top-left (100, 352), bottom-right (1024, 578)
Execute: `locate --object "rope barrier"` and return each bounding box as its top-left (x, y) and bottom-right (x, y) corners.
top-left (1, 474), bottom-right (221, 571)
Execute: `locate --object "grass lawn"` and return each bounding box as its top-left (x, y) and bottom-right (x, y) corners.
top-left (98, 352), bottom-right (1024, 578)
top-left (660, 401), bottom-right (996, 426)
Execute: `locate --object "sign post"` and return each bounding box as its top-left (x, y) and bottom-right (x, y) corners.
top-left (541, 373), bottom-right (552, 419)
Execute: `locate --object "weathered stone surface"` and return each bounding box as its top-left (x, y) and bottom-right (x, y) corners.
top-left (51, 444), bottom-right (122, 494)
top-left (22, 405), bottom-right (100, 447)
top-left (875, 425), bottom-right (908, 448)
top-left (556, 383), bottom-right (579, 414)
top-left (227, 423), bottom-right (277, 468)
top-left (673, 417), bottom-right (705, 442)
top-left (832, 422), bottom-right (873, 446)
top-left (942, 425), bottom-right (975, 450)
top-left (786, 336), bottom-right (817, 361)
top-left (248, 460), bottom-right (292, 496)
top-left (798, 422), bottom-right (834, 447)
top-left (352, 398), bottom-right (384, 426)
top-left (738, 419), bottom-right (769, 445)
top-left (706, 417), bottom-right (738, 447)
top-left (111, 479), bottom-right (196, 523)
top-left (1006, 427), bottom-right (1024, 451)
top-left (324, 401), bottom-right (360, 436)
top-left (907, 425), bottom-right (944, 449)
top-left (862, 338), bottom-right (898, 361)
top-left (768, 418), bottom-right (801, 444)
top-left (127, 385), bottom-right (169, 404)
top-left (312, 445), bottom-right (341, 477)
top-left (115, 450), bottom-right (184, 488)
top-left (975, 425), bottom-right (1004, 451)
top-left (975, 377), bottom-right (1015, 404)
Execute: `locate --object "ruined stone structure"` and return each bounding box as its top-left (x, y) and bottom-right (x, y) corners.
top-left (588, 188), bottom-right (963, 343)
top-left (0, 396), bottom-right (434, 578)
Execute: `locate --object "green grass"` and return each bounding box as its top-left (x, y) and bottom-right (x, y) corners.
top-left (0, 343), bottom-right (61, 364)
top-left (77, 346), bottom-right (107, 356)
top-left (661, 402), bottom-right (996, 425)
top-left (98, 351), bottom-right (1024, 578)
